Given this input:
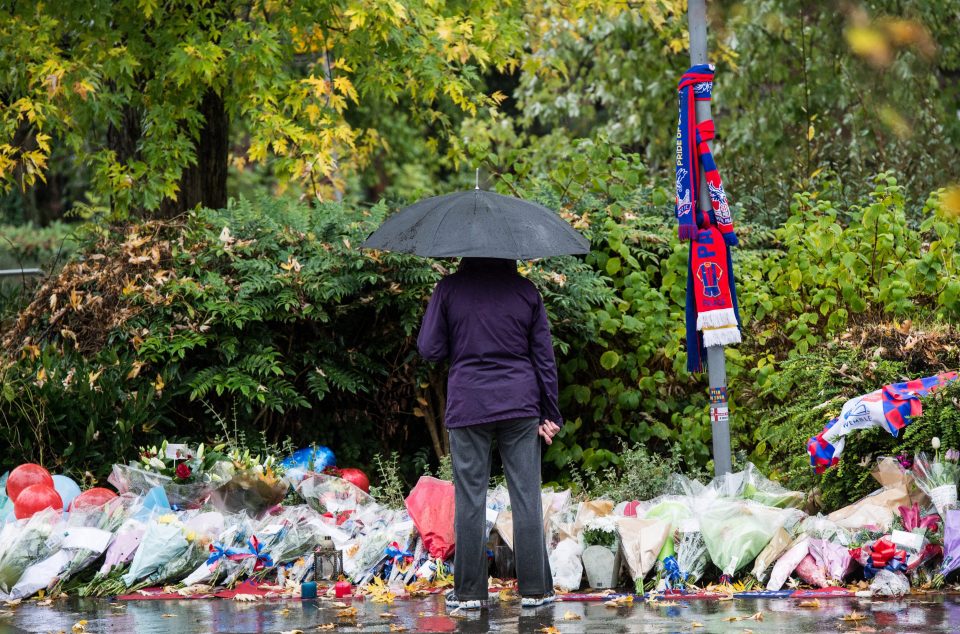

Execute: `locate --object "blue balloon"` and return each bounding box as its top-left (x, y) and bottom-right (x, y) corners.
top-left (52, 475), bottom-right (82, 509)
top-left (281, 446), bottom-right (336, 472)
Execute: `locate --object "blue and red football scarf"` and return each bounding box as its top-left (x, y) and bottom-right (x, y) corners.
top-left (808, 371), bottom-right (959, 473)
top-left (676, 64), bottom-right (741, 372)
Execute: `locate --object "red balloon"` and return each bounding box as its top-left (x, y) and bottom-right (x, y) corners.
top-left (14, 484), bottom-right (63, 519)
top-left (70, 487), bottom-right (118, 511)
top-left (6, 463), bottom-right (54, 502)
top-left (339, 468), bottom-right (370, 493)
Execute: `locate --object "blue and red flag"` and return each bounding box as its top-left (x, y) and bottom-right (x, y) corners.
top-left (808, 371), bottom-right (959, 473)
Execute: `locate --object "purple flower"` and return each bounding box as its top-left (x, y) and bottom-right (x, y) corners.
top-left (896, 453), bottom-right (913, 470)
top-left (946, 448), bottom-right (960, 462)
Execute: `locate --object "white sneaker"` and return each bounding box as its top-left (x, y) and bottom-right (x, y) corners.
top-left (445, 590), bottom-right (486, 610)
top-left (521, 592), bottom-right (556, 607)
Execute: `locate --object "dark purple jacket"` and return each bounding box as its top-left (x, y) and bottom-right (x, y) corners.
top-left (417, 258), bottom-right (562, 428)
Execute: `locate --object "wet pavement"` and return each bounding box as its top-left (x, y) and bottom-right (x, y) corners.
top-left (3, 593), bottom-right (960, 633)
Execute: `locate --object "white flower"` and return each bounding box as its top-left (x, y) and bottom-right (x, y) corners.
top-left (584, 516), bottom-right (617, 533)
top-left (148, 457), bottom-right (166, 471)
top-left (932, 437), bottom-right (941, 450)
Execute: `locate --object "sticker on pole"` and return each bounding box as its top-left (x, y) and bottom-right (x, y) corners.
top-left (711, 406), bottom-right (729, 423)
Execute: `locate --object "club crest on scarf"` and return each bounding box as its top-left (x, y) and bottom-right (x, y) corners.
top-left (676, 64), bottom-right (741, 372)
top-left (676, 168), bottom-right (692, 217)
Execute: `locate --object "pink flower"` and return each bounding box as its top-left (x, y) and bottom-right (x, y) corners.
top-left (175, 463), bottom-right (192, 480)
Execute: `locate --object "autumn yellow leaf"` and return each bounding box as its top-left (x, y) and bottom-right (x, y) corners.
top-left (316, 625), bottom-right (336, 631)
top-left (562, 610), bottom-right (581, 620)
top-left (841, 611), bottom-right (868, 621)
top-left (388, 626), bottom-right (407, 633)
top-left (72, 620), bottom-right (88, 633)
top-left (336, 606), bottom-right (359, 619)
top-left (691, 622), bottom-right (704, 629)
top-left (798, 599), bottom-right (820, 608)
top-left (536, 627), bottom-right (560, 634)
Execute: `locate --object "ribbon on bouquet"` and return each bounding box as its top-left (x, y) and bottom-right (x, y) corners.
top-left (676, 64), bottom-right (742, 372)
top-left (859, 537), bottom-right (907, 579)
top-left (661, 555), bottom-right (687, 588)
top-left (207, 536), bottom-right (274, 571)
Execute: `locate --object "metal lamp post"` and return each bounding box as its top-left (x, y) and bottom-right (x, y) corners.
top-left (687, 0), bottom-right (732, 476)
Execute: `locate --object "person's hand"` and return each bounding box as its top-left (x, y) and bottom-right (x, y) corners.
top-left (538, 419), bottom-right (561, 445)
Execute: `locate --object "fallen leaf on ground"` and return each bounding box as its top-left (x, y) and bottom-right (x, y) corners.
top-left (563, 610), bottom-right (581, 620)
top-left (234, 594), bottom-right (261, 602)
top-left (330, 601), bottom-right (348, 608)
top-left (4, 600), bottom-right (21, 608)
top-left (336, 606), bottom-right (359, 619)
top-left (161, 613), bottom-right (176, 618)
top-left (379, 612), bottom-right (396, 618)
top-left (747, 612), bottom-right (763, 622)
top-left (316, 625), bottom-right (336, 631)
top-left (841, 611), bottom-right (868, 621)
top-left (36, 599), bottom-right (53, 607)
top-left (537, 627), bottom-right (560, 634)
top-left (499, 589), bottom-right (518, 602)
top-left (280, 630), bottom-right (304, 634)
top-left (799, 599), bottom-right (820, 608)
top-left (71, 621), bottom-right (87, 633)
top-left (604, 595), bottom-right (634, 608)
top-left (691, 623), bottom-right (704, 629)
top-left (388, 626), bottom-right (407, 632)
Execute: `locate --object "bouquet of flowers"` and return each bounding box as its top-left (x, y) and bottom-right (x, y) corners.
top-left (10, 500), bottom-right (127, 599)
top-left (109, 441), bottom-right (226, 509)
top-left (121, 514), bottom-right (191, 588)
top-left (208, 448), bottom-right (288, 518)
top-left (78, 517), bottom-right (148, 597)
top-left (0, 509), bottom-right (61, 594)
top-left (582, 516), bottom-right (618, 551)
top-left (180, 513), bottom-right (256, 587)
top-left (700, 499), bottom-right (801, 578)
top-left (664, 521), bottom-right (709, 588)
top-left (124, 511), bottom-right (225, 592)
top-left (911, 444), bottom-right (959, 515)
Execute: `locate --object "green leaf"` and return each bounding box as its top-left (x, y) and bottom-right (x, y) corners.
top-left (599, 350), bottom-right (621, 370)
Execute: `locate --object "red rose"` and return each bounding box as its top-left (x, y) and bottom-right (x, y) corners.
top-left (175, 463), bottom-right (192, 479)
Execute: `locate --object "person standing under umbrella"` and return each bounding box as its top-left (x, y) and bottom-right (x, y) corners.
top-left (417, 257), bottom-right (562, 609)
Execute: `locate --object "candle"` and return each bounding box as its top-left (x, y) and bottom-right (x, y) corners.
top-left (301, 581), bottom-right (317, 599)
top-left (334, 581), bottom-right (352, 598)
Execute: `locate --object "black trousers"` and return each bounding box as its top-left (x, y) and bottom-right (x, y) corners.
top-left (448, 417), bottom-right (552, 600)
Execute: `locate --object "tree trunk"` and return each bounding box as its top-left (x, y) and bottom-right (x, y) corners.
top-left (159, 90), bottom-right (229, 217)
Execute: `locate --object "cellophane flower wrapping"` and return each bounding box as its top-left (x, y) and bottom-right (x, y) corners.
top-left (298, 472), bottom-right (375, 521)
top-left (0, 509), bottom-right (61, 595)
top-left (740, 463), bottom-right (805, 509)
top-left (794, 553), bottom-right (830, 588)
top-left (803, 516), bottom-right (854, 583)
top-left (911, 452), bottom-right (959, 515)
top-left (126, 511), bottom-right (226, 591)
top-left (766, 536), bottom-right (809, 591)
top-left (751, 526), bottom-right (791, 583)
top-left (121, 514), bottom-right (190, 587)
top-left (109, 464), bottom-right (214, 510)
top-left (180, 512), bottom-right (255, 587)
top-left (673, 522), bottom-right (709, 585)
top-left (700, 499), bottom-right (801, 577)
top-left (209, 471), bottom-right (289, 518)
top-left (643, 496), bottom-right (692, 561)
top-left (937, 509), bottom-right (960, 578)
top-left (17, 498), bottom-right (133, 598)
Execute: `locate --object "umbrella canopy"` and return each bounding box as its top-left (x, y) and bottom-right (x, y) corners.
top-left (361, 189), bottom-right (589, 260)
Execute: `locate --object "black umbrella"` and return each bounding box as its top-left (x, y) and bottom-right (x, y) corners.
top-left (361, 189), bottom-right (590, 259)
